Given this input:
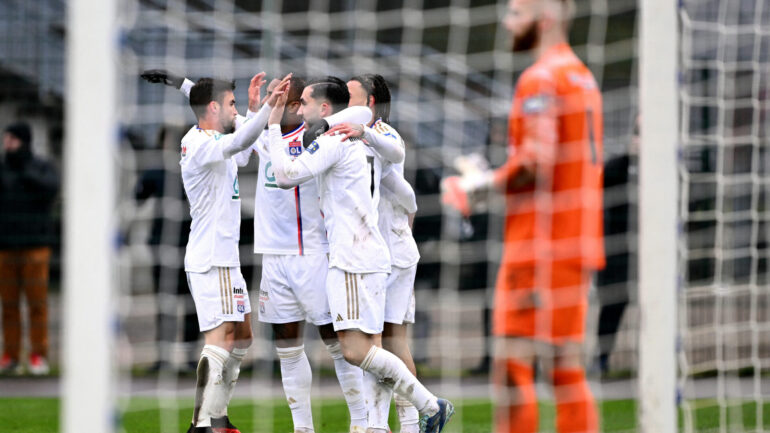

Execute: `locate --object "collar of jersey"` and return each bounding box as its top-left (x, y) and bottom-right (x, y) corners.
top-left (195, 125), bottom-right (219, 137)
top-left (367, 117), bottom-right (382, 128)
top-left (283, 122), bottom-right (305, 139)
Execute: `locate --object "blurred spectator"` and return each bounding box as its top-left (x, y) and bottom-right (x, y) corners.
top-left (0, 121), bottom-right (59, 375)
top-left (595, 120), bottom-right (638, 375)
top-left (134, 126), bottom-right (198, 372)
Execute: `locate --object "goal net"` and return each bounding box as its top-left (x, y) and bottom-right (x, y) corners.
top-left (678, 0), bottom-right (770, 432)
top-left (0, 0), bottom-right (765, 432)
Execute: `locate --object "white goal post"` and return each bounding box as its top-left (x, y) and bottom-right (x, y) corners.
top-left (62, 0), bottom-right (118, 432)
top-left (638, 0), bottom-right (678, 432)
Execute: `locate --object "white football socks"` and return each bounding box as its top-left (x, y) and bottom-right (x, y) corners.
top-left (360, 346), bottom-right (439, 417)
top-left (395, 394), bottom-right (421, 433)
top-left (276, 345), bottom-right (314, 432)
top-left (326, 341), bottom-right (367, 430)
top-left (363, 370), bottom-right (393, 432)
top-left (221, 347), bottom-right (247, 415)
top-left (194, 344), bottom-right (230, 427)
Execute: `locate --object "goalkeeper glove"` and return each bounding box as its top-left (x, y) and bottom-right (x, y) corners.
top-left (302, 119), bottom-right (330, 148)
top-left (140, 69), bottom-right (184, 88)
top-left (440, 170), bottom-right (493, 217)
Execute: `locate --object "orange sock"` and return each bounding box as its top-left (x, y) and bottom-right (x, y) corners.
top-left (552, 368), bottom-right (598, 433)
top-left (495, 359), bottom-right (538, 433)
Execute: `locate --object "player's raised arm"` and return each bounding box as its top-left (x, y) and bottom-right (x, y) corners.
top-left (325, 120), bottom-right (405, 164)
top-left (381, 166), bottom-right (417, 214)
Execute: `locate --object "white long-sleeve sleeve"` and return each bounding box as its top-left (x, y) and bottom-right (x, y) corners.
top-left (325, 105), bottom-right (372, 127)
top-left (180, 78), bottom-right (195, 98)
top-left (221, 103), bottom-right (272, 159)
top-left (381, 169), bottom-right (417, 214)
top-left (363, 124), bottom-right (405, 164)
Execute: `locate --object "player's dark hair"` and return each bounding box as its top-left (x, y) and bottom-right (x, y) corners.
top-left (189, 77), bottom-right (235, 120)
top-left (287, 76), bottom-right (306, 104)
top-left (306, 76), bottom-right (349, 113)
top-left (350, 74), bottom-right (391, 123)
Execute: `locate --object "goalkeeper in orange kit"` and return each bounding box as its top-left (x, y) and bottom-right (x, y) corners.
top-left (441, 0), bottom-right (605, 431)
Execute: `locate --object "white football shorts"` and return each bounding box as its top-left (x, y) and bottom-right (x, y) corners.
top-left (257, 253), bottom-right (332, 326)
top-left (384, 264), bottom-right (417, 325)
top-left (186, 266), bottom-right (251, 332)
top-left (327, 267), bottom-right (388, 335)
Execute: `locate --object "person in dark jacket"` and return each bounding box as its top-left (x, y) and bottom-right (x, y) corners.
top-left (0, 122), bottom-right (59, 375)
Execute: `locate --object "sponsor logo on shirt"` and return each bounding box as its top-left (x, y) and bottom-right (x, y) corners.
top-left (232, 176), bottom-right (240, 199)
top-left (306, 140), bottom-right (320, 154)
top-left (264, 161), bottom-right (278, 188)
top-left (233, 287), bottom-right (244, 295)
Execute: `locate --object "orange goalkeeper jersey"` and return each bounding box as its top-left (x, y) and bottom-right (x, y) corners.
top-left (493, 43), bottom-right (605, 270)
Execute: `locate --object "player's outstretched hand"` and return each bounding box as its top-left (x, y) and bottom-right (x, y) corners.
top-left (248, 72), bottom-right (267, 112)
top-left (325, 123), bottom-right (365, 142)
top-left (265, 73), bottom-right (292, 108)
top-left (140, 69), bottom-right (184, 88)
top-left (267, 74), bottom-right (292, 126)
top-left (441, 176), bottom-right (472, 217)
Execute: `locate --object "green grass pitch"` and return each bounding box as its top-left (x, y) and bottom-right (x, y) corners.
top-left (1, 397), bottom-right (769, 432)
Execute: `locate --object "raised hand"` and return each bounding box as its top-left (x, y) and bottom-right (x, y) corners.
top-left (248, 72), bottom-right (267, 112)
top-left (325, 123), bottom-right (365, 142)
top-left (268, 75), bottom-right (292, 126)
top-left (265, 73), bottom-right (292, 108)
top-left (140, 69), bottom-right (184, 88)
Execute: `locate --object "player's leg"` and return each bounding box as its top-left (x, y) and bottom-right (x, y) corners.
top-left (382, 265), bottom-right (420, 433)
top-left (186, 267), bottom-right (246, 430)
top-left (0, 250), bottom-right (22, 373)
top-left (216, 266), bottom-right (253, 429)
top-left (492, 265), bottom-right (539, 433)
top-left (295, 252), bottom-right (366, 432)
top-left (259, 254), bottom-right (315, 433)
top-left (319, 323), bottom-right (367, 433)
top-left (383, 324), bottom-right (419, 433)
top-left (493, 337), bottom-right (538, 433)
top-left (329, 269), bottom-right (452, 432)
top-left (359, 332), bottom-right (392, 433)
top-left (548, 263), bottom-right (597, 433)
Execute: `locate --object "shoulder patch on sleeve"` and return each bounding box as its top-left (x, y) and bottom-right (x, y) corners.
top-left (306, 140), bottom-right (320, 154)
top-left (521, 94), bottom-right (552, 114)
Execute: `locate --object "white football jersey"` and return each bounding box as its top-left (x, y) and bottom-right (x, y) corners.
top-left (180, 126), bottom-right (243, 272)
top-left (252, 123), bottom-right (329, 255)
top-left (366, 119), bottom-right (420, 268)
top-left (276, 129), bottom-right (390, 274)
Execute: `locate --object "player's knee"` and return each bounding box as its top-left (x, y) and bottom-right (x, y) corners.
top-left (340, 343), bottom-right (365, 366)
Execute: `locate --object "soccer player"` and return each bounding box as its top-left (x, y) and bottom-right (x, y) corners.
top-left (142, 70), bottom-right (374, 433)
top-left (238, 76), bottom-right (372, 433)
top-left (268, 76), bottom-right (454, 433)
top-left (177, 72), bottom-right (289, 433)
top-left (328, 73), bottom-right (422, 433)
top-left (441, 1), bottom-right (605, 432)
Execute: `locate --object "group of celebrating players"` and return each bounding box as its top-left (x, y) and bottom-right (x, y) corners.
top-left (142, 0), bottom-right (605, 432)
top-left (141, 69), bottom-right (452, 433)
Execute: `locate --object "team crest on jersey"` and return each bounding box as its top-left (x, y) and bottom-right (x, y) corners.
top-left (288, 139), bottom-right (303, 157)
top-left (306, 140), bottom-right (320, 154)
top-left (237, 300), bottom-right (245, 313)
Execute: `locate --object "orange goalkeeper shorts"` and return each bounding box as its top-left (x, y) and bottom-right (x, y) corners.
top-left (492, 261), bottom-right (589, 344)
